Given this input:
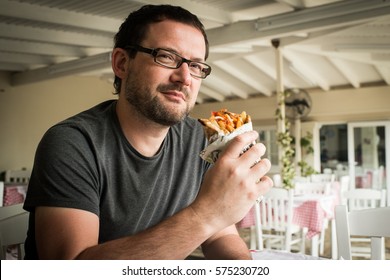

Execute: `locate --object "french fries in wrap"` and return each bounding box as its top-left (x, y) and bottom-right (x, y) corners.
top-left (198, 109), bottom-right (253, 163)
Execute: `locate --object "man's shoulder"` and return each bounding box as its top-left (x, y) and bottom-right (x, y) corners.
top-left (43, 99), bottom-right (117, 142)
top-left (56, 99), bottom-right (116, 127)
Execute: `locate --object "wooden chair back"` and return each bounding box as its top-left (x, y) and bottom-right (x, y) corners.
top-left (335, 205), bottom-right (390, 259)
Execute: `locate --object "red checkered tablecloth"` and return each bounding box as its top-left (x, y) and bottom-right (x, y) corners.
top-left (237, 206), bottom-right (256, 228)
top-left (293, 200), bottom-right (326, 238)
top-left (3, 184), bottom-right (27, 206)
top-left (237, 183), bottom-right (340, 239)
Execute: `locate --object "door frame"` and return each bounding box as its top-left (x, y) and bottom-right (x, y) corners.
top-left (347, 121), bottom-right (390, 205)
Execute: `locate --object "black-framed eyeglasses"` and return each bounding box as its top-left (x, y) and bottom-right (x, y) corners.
top-left (124, 45), bottom-right (212, 79)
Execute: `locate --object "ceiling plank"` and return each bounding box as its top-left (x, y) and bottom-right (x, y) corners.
top-left (0, 23), bottom-right (113, 48)
top-left (375, 66), bottom-right (390, 85)
top-left (202, 73), bottom-right (249, 100)
top-left (0, 52), bottom-right (57, 65)
top-left (283, 49), bottom-right (330, 90)
top-left (0, 0), bottom-right (121, 33)
top-left (199, 85), bottom-right (226, 102)
top-left (243, 54), bottom-right (296, 89)
top-left (10, 52), bottom-right (112, 86)
top-left (0, 62), bottom-right (27, 71)
top-left (329, 57), bottom-right (360, 88)
top-left (213, 60), bottom-right (272, 96)
top-left (0, 38), bottom-right (92, 57)
top-left (207, 0), bottom-right (390, 47)
top-left (133, 0), bottom-right (232, 24)
top-left (231, 2), bottom-right (293, 21)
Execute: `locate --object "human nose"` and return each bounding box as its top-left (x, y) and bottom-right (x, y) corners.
top-left (171, 62), bottom-right (192, 86)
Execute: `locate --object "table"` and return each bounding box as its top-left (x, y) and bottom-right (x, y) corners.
top-left (238, 183), bottom-right (340, 258)
top-left (2, 184), bottom-right (27, 206)
top-left (1, 183), bottom-right (28, 260)
top-left (251, 249), bottom-right (325, 260)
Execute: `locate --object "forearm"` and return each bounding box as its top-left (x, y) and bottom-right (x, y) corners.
top-left (76, 206), bottom-right (212, 260)
top-left (202, 233), bottom-right (251, 260)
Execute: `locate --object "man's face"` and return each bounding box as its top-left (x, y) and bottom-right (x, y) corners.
top-left (124, 20), bottom-right (206, 126)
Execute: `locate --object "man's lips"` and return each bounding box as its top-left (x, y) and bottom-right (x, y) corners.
top-left (162, 90), bottom-right (186, 102)
top-left (157, 84), bottom-right (190, 102)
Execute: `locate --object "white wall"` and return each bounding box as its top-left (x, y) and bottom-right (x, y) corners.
top-left (0, 72), bottom-right (116, 171)
top-left (1, 69), bottom-right (389, 172)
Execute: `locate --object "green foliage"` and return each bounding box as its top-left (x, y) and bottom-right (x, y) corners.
top-left (275, 91), bottom-right (316, 188)
top-left (275, 90), bottom-right (295, 189)
top-left (297, 132), bottom-right (317, 177)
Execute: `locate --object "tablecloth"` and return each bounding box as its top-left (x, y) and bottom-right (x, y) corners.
top-left (2, 184), bottom-right (27, 206)
top-left (237, 183), bottom-right (340, 239)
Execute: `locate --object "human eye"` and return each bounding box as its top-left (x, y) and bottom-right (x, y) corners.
top-left (156, 50), bottom-right (176, 64)
top-left (189, 62), bottom-right (203, 73)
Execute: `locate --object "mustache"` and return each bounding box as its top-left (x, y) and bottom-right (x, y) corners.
top-left (157, 84), bottom-right (190, 98)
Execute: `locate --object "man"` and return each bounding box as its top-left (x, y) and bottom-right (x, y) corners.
top-left (23, 4), bottom-right (272, 260)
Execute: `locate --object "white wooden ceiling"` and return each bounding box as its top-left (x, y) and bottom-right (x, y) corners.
top-left (0, 0), bottom-right (389, 104)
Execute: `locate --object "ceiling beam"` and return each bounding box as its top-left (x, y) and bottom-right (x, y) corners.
top-left (329, 57), bottom-right (360, 88)
top-left (0, 52), bottom-right (57, 65)
top-left (283, 49), bottom-right (330, 90)
top-left (199, 85), bottom-right (226, 102)
top-left (243, 54), bottom-right (296, 89)
top-left (231, 1), bottom-right (293, 21)
top-left (207, 0), bottom-right (390, 47)
top-left (0, 0), bottom-right (121, 33)
top-left (133, 0), bottom-right (232, 24)
top-left (202, 72), bottom-right (249, 100)
top-left (375, 66), bottom-right (390, 85)
top-left (10, 52), bottom-right (112, 86)
top-left (0, 38), bottom-right (94, 57)
top-left (0, 23), bottom-right (113, 48)
top-left (213, 60), bottom-right (272, 96)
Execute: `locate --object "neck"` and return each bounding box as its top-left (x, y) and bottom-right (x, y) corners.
top-left (115, 98), bottom-right (170, 157)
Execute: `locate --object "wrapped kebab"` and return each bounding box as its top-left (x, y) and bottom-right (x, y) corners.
top-left (198, 108), bottom-right (253, 163)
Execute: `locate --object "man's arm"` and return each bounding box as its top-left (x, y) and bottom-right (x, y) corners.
top-left (35, 207), bottom-right (250, 260)
top-left (201, 225), bottom-right (251, 260)
top-left (35, 205), bottom-right (214, 260)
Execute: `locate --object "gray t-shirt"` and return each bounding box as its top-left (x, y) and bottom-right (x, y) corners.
top-left (23, 100), bottom-right (211, 259)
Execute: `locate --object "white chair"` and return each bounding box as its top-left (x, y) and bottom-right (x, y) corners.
top-left (272, 174), bottom-right (282, 187)
top-left (311, 173), bottom-right (335, 183)
top-left (340, 188), bottom-right (386, 258)
top-left (294, 181), bottom-right (331, 196)
top-left (339, 175), bottom-right (350, 195)
top-left (323, 168), bottom-right (333, 174)
top-left (342, 189), bottom-right (386, 210)
top-left (294, 181), bottom-right (331, 255)
top-left (4, 169), bottom-right (31, 184)
top-left (254, 188), bottom-right (305, 253)
top-left (0, 203), bottom-right (29, 260)
top-left (335, 205), bottom-right (390, 260)
top-left (292, 176), bottom-right (310, 183)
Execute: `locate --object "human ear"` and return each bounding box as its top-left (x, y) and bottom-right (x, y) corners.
top-left (111, 48), bottom-right (129, 79)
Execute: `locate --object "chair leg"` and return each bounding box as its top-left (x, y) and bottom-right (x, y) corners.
top-left (250, 226), bottom-right (256, 249)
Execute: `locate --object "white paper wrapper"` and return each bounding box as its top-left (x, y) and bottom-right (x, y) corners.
top-left (200, 122), bottom-right (253, 163)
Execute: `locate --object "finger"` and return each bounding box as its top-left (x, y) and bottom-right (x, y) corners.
top-left (239, 142), bottom-right (267, 169)
top-left (256, 176), bottom-right (274, 198)
top-left (220, 131), bottom-right (259, 159)
top-left (251, 158), bottom-right (272, 182)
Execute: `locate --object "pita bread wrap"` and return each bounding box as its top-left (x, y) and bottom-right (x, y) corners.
top-left (198, 109), bottom-right (253, 163)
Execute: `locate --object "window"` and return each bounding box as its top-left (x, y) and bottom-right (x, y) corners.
top-left (256, 127), bottom-right (279, 173)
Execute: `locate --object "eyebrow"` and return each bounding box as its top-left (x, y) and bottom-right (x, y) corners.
top-left (160, 46), bottom-right (205, 62)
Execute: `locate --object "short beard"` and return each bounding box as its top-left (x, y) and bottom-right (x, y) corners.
top-left (124, 73), bottom-right (191, 126)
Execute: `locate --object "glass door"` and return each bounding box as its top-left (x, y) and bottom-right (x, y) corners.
top-left (348, 121), bottom-right (390, 205)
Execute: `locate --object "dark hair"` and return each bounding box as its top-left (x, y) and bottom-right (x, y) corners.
top-left (112, 4), bottom-right (209, 94)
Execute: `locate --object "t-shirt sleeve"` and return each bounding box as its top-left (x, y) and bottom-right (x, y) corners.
top-left (24, 124), bottom-right (101, 216)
